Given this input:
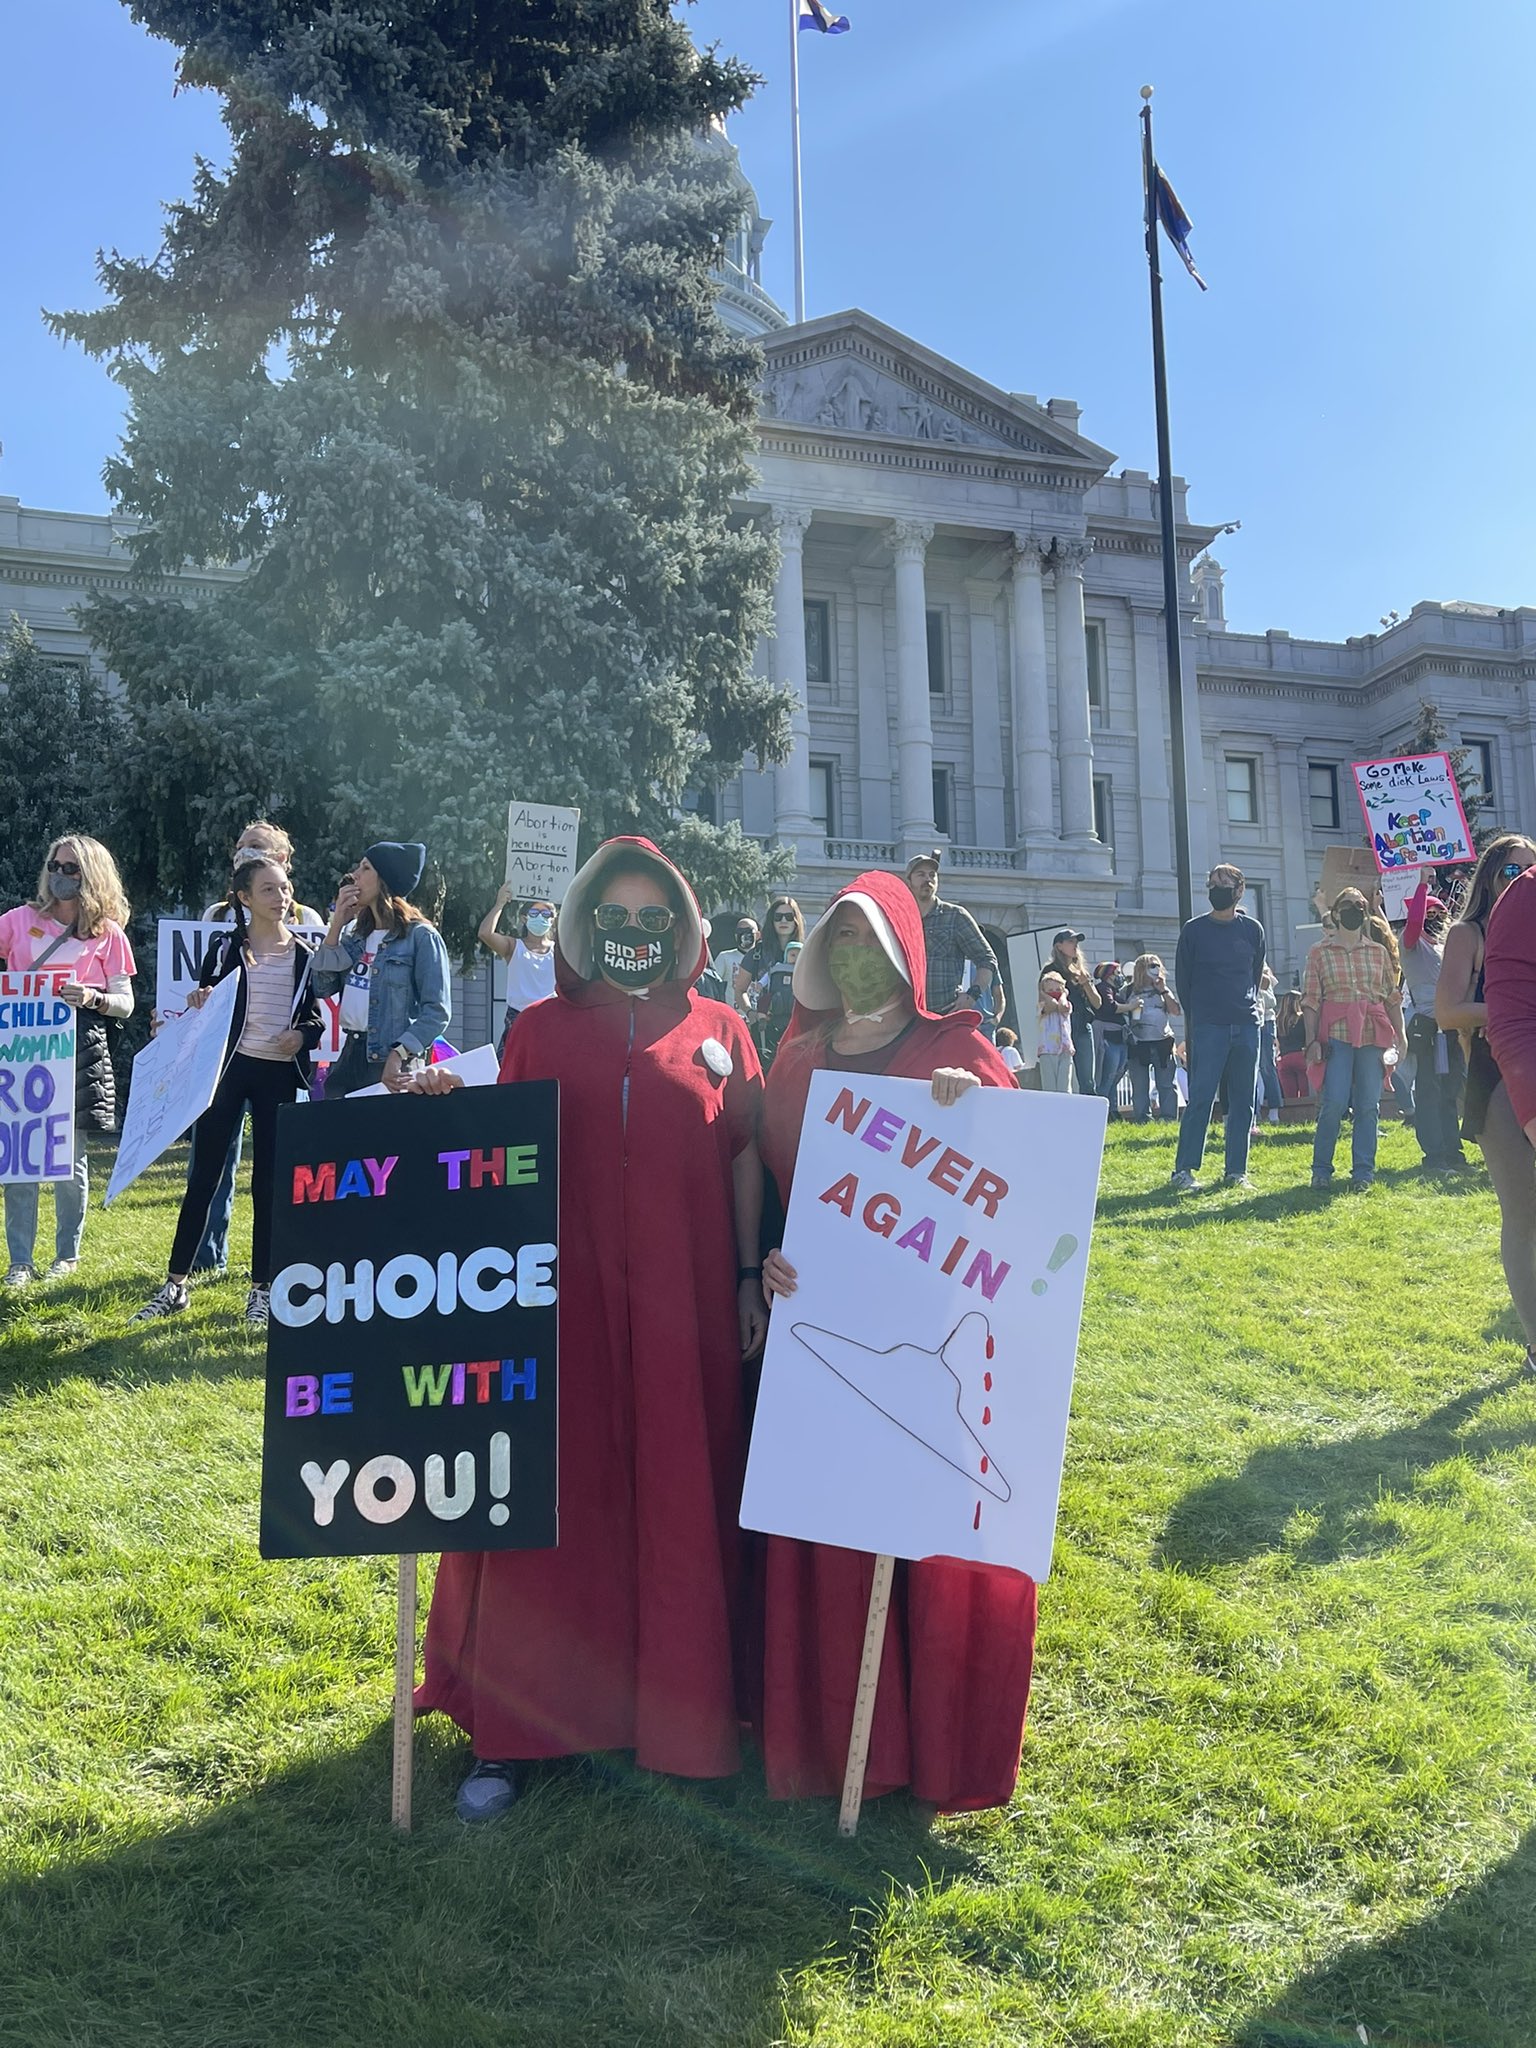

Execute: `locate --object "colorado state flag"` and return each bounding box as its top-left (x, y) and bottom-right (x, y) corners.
top-left (799, 0), bottom-right (852, 31)
top-left (1154, 168), bottom-right (1208, 291)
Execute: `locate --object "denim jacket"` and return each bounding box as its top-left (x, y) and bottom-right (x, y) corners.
top-left (311, 920), bottom-right (451, 1062)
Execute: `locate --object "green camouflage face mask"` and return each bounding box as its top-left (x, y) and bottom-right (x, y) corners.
top-left (827, 941), bottom-right (903, 1011)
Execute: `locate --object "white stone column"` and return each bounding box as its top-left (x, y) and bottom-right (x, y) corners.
top-left (1009, 533), bottom-right (1054, 844)
top-left (769, 506), bottom-right (815, 840)
top-left (852, 567), bottom-right (894, 842)
top-left (888, 518), bottom-right (937, 849)
top-left (1052, 536), bottom-right (1097, 844)
top-left (965, 578), bottom-right (1006, 846)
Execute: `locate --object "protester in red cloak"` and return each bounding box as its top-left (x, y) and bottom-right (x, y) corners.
top-left (756, 871), bottom-right (1037, 1814)
top-left (415, 838), bottom-right (767, 1820)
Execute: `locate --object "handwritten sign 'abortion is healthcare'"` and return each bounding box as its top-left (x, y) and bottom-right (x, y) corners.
top-left (1352, 752), bottom-right (1475, 873)
top-left (505, 801), bottom-right (580, 905)
top-left (0, 972), bottom-right (76, 1184)
top-left (741, 1073), bottom-right (1107, 1581)
top-left (259, 1083), bottom-right (559, 1560)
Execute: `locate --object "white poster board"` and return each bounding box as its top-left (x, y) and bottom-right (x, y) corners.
top-left (347, 1042), bottom-right (501, 1097)
top-left (105, 973), bottom-right (240, 1204)
top-left (505, 803), bottom-right (580, 904)
top-left (0, 971), bottom-right (76, 1183)
top-left (741, 1072), bottom-right (1107, 1580)
top-left (156, 920), bottom-right (343, 1060)
top-left (1379, 868), bottom-right (1426, 922)
top-left (1352, 752), bottom-right (1475, 872)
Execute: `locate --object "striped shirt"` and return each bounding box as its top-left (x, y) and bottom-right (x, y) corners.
top-left (238, 946), bottom-right (298, 1060)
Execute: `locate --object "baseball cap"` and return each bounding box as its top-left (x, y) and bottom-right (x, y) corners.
top-left (905, 849), bottom-right (942, 873)
top-left (1053, 928), bottom-right (1086, 946)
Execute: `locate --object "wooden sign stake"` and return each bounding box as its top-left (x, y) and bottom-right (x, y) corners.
top-left (392, 1553), bottom-right (417, 1832)
top-left (838, 1552), bottom-right (895, 1838)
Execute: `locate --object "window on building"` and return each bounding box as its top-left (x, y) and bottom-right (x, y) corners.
top-left (1085, 619), bottom-right (1106, 713)
top-left (926, 608), bottom-right (948, 696)
top-left (1308, 761), bottom-right (1340, 830)
top-left (809, 759), bottom-right (837, 837)
top-left (803, 598), bottom-right (832, 690)
top-left (1092, 774), bottom-right (1113, 850)
top-left (1467, 739), bottom-right (1495, 804)
top-left (1244, 881), bottom-right (1267, 933)
top-left (932, 765), bottom-right (953, 837)
top-left (1225, 754), bottom-right (1259, 825)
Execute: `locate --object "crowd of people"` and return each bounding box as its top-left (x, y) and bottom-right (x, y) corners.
top-left (5, 817), bottom-right (1536, 1823)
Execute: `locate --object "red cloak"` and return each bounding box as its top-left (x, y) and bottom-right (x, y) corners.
top-left (417, 839), bottom-right (762, 1776)
top-left (756, 871), bottom-right (1038, 1812)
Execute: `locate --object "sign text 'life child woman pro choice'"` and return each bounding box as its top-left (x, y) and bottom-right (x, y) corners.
top-left (259, 1085), bottom-right (561, 1560)
top-left (0, 975), bottom-right (76, 1184)
top-left (814, 1088), bottom-right (1013, 1301)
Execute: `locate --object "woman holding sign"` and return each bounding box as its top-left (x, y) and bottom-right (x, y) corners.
top-left (0, 835), bottom-right (136, 1288)
top-left (416, 836), bottom-right (767, 1820)
top-left (754, 872), bottom-right (1034, 1814)
top-left (132, 855), bottom-right (323, 1327)
top-left (311, 841), bottom-right (450, 1096)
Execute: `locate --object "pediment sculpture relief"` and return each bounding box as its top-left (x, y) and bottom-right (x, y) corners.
top-left (760, 358), bottom-right (1015, 449)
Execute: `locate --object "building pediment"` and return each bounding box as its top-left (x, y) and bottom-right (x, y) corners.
top-left (758, 310), bottom-right (1114, 481)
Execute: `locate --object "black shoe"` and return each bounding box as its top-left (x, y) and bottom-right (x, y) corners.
top-left (456, 1759), bottom-right (519, 1822)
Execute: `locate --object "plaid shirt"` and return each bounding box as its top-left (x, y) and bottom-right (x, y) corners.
top-left (1302, 933), bottom-right (1400, 1043)
top-left (921, 897), bottom-right (998, 1013)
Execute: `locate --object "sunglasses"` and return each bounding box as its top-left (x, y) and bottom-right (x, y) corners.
top-left (46, 860), bottom-right (81, 878)
top-left (772, 912), bottom-right (797, 924)
top-left (593, 903), bottom-right (675, 934)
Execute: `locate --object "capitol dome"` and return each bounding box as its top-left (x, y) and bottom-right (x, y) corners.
top-left (705, 125), bottom-right (789, 338)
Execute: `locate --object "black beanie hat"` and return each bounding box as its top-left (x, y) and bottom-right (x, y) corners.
top-left (364, 841), bottom-right (427, 899)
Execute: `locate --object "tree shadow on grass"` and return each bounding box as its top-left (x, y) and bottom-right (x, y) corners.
top-left (1234, 1826), bottom-right (1536, 2047)
top-left (0, 1289), bottom-right (261, 1401)
top-left (1159, 1373), bottom-right (1534, 1571)
top-left (0, 1722), bottom-right (977, 2048)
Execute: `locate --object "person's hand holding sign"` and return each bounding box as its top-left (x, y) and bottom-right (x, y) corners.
top-left (403, 1067), bottom-right (463, 1096)
top-left (930, 1066), bottom-right (980, 1108)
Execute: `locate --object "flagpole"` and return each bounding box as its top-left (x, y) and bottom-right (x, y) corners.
top-left (1140, 86), bottom-right (1195, 930)
top-left (790, 0), bottom-right (806, 322)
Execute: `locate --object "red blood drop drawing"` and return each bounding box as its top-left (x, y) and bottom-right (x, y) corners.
top-left (984, 1371), bottom-right (993, 1392)
top-left (973, 1501), bottom-right (982, 1530)
top-left (982, 1405), bottom-right (991, 1425)
top-left (986, 1337), bottom-right (996, 1359)
top-left (980, 1455), bottom-right (989, 1474)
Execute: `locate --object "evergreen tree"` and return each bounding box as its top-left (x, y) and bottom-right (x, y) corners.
top-left (1405, 698), bottom-right (1494, 852)
top-left (0, 617), bottom-right (127, 910)
top-left (53, 1), bottom-right (791, 948)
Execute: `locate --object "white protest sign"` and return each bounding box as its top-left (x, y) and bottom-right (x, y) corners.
top-left (105, 973), bottom-right (240, 1204)
top-left (1379, 868), bottom-right (1426, 921)
top-left (155, 920), bottom-right (343, 1060)
top-left (0, 971), bottom-right (76, 1184)
top-left (505, 802), bottom-right (580, 904)
top-left (1352, 752), bottom-right (1475, 873)
top-left (741, 1072), bottom-right (1107, 1580)
top-left (347, 1042), bottom-right (501, 1096)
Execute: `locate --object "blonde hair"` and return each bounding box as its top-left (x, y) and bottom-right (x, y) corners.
top-left (1131, 953), bottom-right (1165, 992)
top-left (237, 819), bottom-right (294, 866)
top-left (1039, 971), bottom-right (1066, 1000)
top-left (33, 834), bottom-right (130, 938)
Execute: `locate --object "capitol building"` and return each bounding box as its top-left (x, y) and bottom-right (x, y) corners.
top-left (5, 140), bottom-right (1535, 998)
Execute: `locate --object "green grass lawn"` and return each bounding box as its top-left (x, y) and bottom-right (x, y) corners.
top-left (2, 1119), bottom-right (1534, 2048)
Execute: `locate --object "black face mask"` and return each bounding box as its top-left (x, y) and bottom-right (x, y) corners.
top-left (1208, 885), bottom-right (1238, 911)
top-left (1336, 904), bottom-right (1366, 931)
top-left (598, 930), bottom-right (675, 989)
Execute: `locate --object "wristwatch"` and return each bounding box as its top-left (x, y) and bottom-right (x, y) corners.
top-left (389, 1043), bottom-right (412, 1063)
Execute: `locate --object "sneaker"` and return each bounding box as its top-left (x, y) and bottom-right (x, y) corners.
top-left (3, 1265), bottom-right (33, 1291)
top-left (456, 1759), bottom-right (519, 1823)
top-left (1169, 1168), bottom-right (1201, 1192)
top-left (1268, 1109), bottom-right (1280, 1125)
top-left (1310, 1173), bottom-right (1334, 1190)
top-left (44, 1259), bottom-right (79, 1281)
top-left (132, 1280), bottom-right (190, 1322)
top-left (244, 1285), bottom-right (271, 1326)
top-left (1349, 1177), bottom-right (1374, 1192)
top-left (1222, 1174), bottom-right (1257, 1190)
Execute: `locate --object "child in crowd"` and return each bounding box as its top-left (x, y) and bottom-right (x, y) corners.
top-left (995, 1025), bottom-right (1025, 1086)
top-left (1037, 971), bottom-right (1074, 1092)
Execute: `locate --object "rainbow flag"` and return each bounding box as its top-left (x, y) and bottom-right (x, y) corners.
top-left (799, 0), bottom-right (851, 32)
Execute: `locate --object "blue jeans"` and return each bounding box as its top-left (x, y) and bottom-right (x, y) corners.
top-left (1175, 1019), bottom-right (1261, 1180)
top-left (5, 1145), bottom-right (89, 1269)
top-left (1313, 1040), bottom-right (1385, 1184)
top-left (1071, 1035), bottom-right (1097, 1098)
top-left (1096, 1032), bottom-right (1128, 1103)
top-left (1254, 1022), bottom-right (1281, 1115)
top-left (1410, 1031), bottom-right (1466, 1168)
top-left (188, 1114), bottom-right (242, 1273)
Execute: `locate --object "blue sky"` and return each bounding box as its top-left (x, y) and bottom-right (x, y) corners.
top-left (3, 0), bottom-right (1532, 641)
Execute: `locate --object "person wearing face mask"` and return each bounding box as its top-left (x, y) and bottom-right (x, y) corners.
top-left (1301, 887), bottom-right (1407, 1191)
top-left (0, 835), bottom-right (136, 1288)
top-left (478, 885), bottom-right (558, 1055)
top-left (714, 914), bottom-right (760, 1015)
top-left (1169, 864), bottom-right (1268, 1191)
top-left (414, 838), bottom-right (768, 1822)
top-left (311, 840), bottom-right (450, 1096)
top-left (755, 873), bottom-right (1032, 1815)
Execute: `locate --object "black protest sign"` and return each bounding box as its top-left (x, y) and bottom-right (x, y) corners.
top-left (259, 1083), bottom-right (559, 1559)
